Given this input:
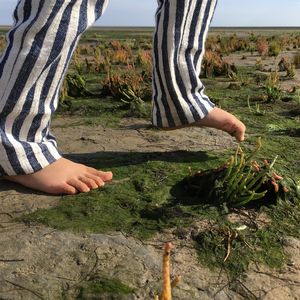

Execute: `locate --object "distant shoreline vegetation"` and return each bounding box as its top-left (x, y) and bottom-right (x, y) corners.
top-left (1, 26), bottom-right (300, 36)
top-left (0, 25), bottom-right (300, 30)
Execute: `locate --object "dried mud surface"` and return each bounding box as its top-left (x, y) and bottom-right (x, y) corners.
top-left (0, 118), bottom-right (299, 299)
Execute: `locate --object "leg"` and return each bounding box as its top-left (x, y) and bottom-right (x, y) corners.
top-left (0, 0), bottom-right (112, 194)
top-left (152, 0), bottom-right (245, 141)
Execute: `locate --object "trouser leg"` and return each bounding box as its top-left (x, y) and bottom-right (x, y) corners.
top-left (152, 0), bottom-right (217, 128)
top-left (0, 0), bottom-right (109, 176)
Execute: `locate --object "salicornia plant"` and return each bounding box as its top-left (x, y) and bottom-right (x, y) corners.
top-left (186, 138), bottom-right (293, 208)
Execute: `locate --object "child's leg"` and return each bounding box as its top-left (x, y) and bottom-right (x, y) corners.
top-left (0, 0), bottom-right (112, 194)
top-left (152, 0), bottom-right (245, 141)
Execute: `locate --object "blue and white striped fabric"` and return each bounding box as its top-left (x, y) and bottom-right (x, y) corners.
top-left (152, 0), bottom-right (217, 128)
top-left (0, 0), bottom-right (216, 176)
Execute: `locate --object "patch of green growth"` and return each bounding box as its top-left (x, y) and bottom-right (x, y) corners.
top-left (171, 136), bottom-right (298, 281)
top-left (187, 139), bottom-right (291, 208)
top-left (21, 151), bottom-right (223, 239)
top-left (265, 197), bottom-right (300, 238)
top-left (121, 88), bottom-right (151, 118)
top-left (195, 222), bottom-right (286, 279)
top-left (204, 80), bottom-right (261, 109)
top-left (55, 98), bottom-right (130, 128)
top-left (193, 174), bottom-right (299, 280)
top-left (191, 161), bottom-right (299, 281)
top-left (205, 75), bottom-right (300, 154)
top-left (246, 136), bottom-right (300, 177)
top-left (21, 146), bottom-right (300, 282)
top-left (75, 276), bottom-right (135, 299)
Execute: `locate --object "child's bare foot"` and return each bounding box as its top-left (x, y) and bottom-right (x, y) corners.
top-left (3, 158), bottom-right (113, 195)
top-left (195, 107), bottom-right (246, 142)
top-left (163, 107), bottom-right (246, 142)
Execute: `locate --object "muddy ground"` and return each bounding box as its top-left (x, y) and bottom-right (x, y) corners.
top-left (0, 116), bottom-right (300, 300)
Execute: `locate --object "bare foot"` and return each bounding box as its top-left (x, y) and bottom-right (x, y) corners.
top-left (162, 107), bottom-right (246, 142)
top-left (4, 158), bottom-right (113, 195)
top-left (195, 107), bottom-right (246, 142)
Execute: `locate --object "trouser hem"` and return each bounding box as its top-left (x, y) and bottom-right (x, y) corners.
top-left (152, 102), bottom-right (215, 129)
top-left (0, 145), bottom-right (62, 177)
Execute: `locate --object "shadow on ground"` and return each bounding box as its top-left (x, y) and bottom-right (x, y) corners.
top-left (65, 149), bottom-right (217, 168)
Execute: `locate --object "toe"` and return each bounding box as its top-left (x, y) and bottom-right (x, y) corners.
top-left (237, 131), bottom-right (245, 142)
top-left (85, 174), bottom-right (105, 187)
top-left (79, 176), bottom-right (99, 190)
top-left (99, 171), bottom-right (113, 181)
top-left (89, 168), bottom-right (113, 181)
top-left (68, 179), bottom-right (90, 193)
top-left (60, 183), bottom-right (77, 195)
top-left (235, 123), bottom-right (246, 142)
top-left (223, 119), bottom-right (246, 142)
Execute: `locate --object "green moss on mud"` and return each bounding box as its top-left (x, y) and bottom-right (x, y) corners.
top-left (75, 277), bottom-right (134, 299)
top-left (22, 151), bottom-right (223, 239)
top-left (195, 222), bottom-right (287, 279)
top-left (56, 96), bottom-right (152, 129)
top-left (22, 148), bottom-right (300, 280)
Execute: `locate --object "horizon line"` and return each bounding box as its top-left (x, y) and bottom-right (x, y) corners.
top-left (1, 25), bottom-right (300, 29)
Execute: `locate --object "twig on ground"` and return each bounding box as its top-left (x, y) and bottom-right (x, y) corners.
top-left (42, 230), bottom-right (57, 237)
top-left (64, 246), bottom-right (101, 294)
top-left (254, 270), bottom-right (300, 284)
top-left (261, 282), bottom-right (300, 299)
top-left (50, 275), bottom-right (77, 282)
top-left (0, 213), bottom-right (13, 219)
top-left (234, 279), bottom-right (258, 299)
top-left (213, 279), bottom-right (233, 297)
top-left (4, 280), bottom-right (44, 300)
top-left (0, 259), bottom-right (24, 263)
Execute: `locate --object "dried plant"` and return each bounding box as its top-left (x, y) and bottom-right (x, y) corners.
top-left (275, 35), bottom-right (290, 51)
top-left (228, 70), bottom-right (250, 86)
top-left (72, 48), bottom-right (84, 75)
top-left (247, 96), bottom-right (266, 116)
top-left (109, 40), bottom-right (122, 51)
top-left (0, 35), bottom-right (6, 52)
top-left (120, 88), bottom-right (148, 118)
top-left (202, 51), bottom-right (231, 78)
top-left (278, 57), bottom-right (296, 78)
top-left (293, 52), bottom-right (300, 69)
top-left (256, 38), bottom-right (269, 57)
top-left (136, 49), bottom-right (152, 68)
top-left (101, 65), bottom-right (145, 100)
top-left (113, 49), bottom-right (132, 65)
top-left (286, 63), bottom-right (296, 78)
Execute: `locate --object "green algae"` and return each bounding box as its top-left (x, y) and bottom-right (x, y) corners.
top-left (22, 151), bottom-right (222, 239)
top-left (195, 221), bottom-right (287, 279)
top-left (75, 277), bottom-right (135, 299)
top-left (21, 149), bottom-right (300, 281)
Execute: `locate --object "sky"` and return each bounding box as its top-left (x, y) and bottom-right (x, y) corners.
top-left (0, 0), bottom-right (300, 27)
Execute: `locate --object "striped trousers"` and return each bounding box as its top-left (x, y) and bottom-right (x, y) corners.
top-left (0, 0), bottom-right (217, 176)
